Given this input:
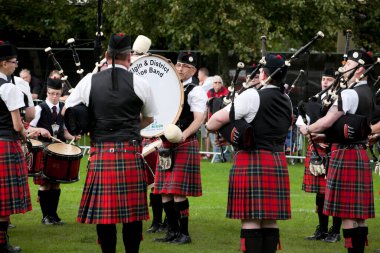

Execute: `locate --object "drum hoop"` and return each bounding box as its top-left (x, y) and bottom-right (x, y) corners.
top-left (30, 139), bottom-right (44, 148)
top-left (130, 54), bottom-right (184, 138)
top-left (45, 143), bottom-right (83, 157)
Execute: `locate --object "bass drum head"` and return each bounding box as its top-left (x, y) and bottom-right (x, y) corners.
top-left (130, 54), bottom-right (183, 138)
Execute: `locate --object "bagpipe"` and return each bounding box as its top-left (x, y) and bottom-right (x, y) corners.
top-left (207, 35), bottom-right (270, 150)
top-left (209, 32), bottom-right (324, 150)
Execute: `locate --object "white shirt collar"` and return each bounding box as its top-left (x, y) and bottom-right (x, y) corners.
top-left (183, 77), bottom-right (193, 86)
top-left (45, 99), bottom-right (59, 110)
top-left (107, 64), bottom-right (128, 71)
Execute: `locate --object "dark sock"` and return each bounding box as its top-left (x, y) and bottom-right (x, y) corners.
top-left (357, 227), bottom-right (368, 253)
top-left (316, 193), bottom-right (328, 232)
top-left (343, 228), bottom-right (361, 253)
top-left (163, 200), bottom-right (179, 233)
top-left (332, 217), bottom-right (342, 234)
top-left (150, 193), bottom-right (163, 225)
top-left (38, 190), bottom-right (49, 218)
top-left (174, 199), bottom-right (189, 236)
top-left (50, 189), bottom-right (61, 220)
top-left (240, 229), bottom-right (262, 253)
top-left (122, 221), bottom-right (142, 253)
top-left (96, 224), bottom-right (117, 253)
top-left (262, 228), bottom-right (279, 253)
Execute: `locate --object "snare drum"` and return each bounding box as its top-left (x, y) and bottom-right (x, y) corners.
top-left (43, 143), bottom-right (83, 183)
top-left (130, 54), bottom-right (184, 138)
top-left (142, 139), bottom-right (162, 188)
top-left (28, 139), bottom-right (44, 176)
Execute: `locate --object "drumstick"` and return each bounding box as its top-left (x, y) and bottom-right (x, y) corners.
top-left (50, 136), bottom-right (65, 143)
top-left (69, 138), bottom-right (75, 145)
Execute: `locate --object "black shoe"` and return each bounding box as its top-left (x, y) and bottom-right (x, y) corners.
top-left (324, 233), bottom-right (340, 243)
top-left (51, 216), bottom-right (65, 225)
top-left (305, 225), bottom-right (328, 240)
top-left (147, 223), bottom-right (162, 233)
top-left (41, 216), bottom-right (55, 225)
top-left (2, 244), bottom-right (21, 253)
top-left (156, 223), bottom-right (168, 233)
top-left (170, 233), bottom-right (191, 244)
top-left (153, 231), bottom-right (178, 242)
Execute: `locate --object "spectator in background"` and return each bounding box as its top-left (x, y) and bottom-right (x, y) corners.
top-left (198, 67), bottom-right (211, 158)
top-left (198, 67), bottom-right (209, 86)
top-left (207, 75), bottom-right (230, 162)
top-left (19, 69), bottom-right (42, 100)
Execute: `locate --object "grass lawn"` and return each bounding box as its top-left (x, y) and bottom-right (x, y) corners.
top-left (10, 157), bottom-right (380, 253)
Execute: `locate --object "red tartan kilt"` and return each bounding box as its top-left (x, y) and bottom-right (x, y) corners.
top-left (323, 144), bottom-right (375, 219)
top-left (302, 144), bottom-right (327, 193)
top-left (77, 141), bottom-right (149, 224)
top-left (0, 140), bottom-right (32, 216)
top-left (227, 150), bottom-right (291, 220)
top-left (153, 137), bottom-right (202, 197)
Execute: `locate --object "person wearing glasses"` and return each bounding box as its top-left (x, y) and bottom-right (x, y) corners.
top-left (207, 75), bottom-right (230, 162)
top-left (39, 70), bottom-right (70, 102)
top-left (28, 78), bottom-right (79, 226)
top-left (153, 52), bottom-right (207, 244)
top-left (0, 40), bottom-right (32, 253)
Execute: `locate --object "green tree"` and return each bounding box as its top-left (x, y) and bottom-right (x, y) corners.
top-left (1, 0), bottom-right (378, 80)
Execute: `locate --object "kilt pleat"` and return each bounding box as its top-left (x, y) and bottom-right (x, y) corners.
top-left (77, 142), bottom-right (149, 224)
top-left (153, 137), bottom-right (202, 197)
top-left (227, 150), bottom-right (291, 220)
top-left (0, 140), bottom-right (32, 216)
top-left (323, 145), bottom-right (375, 219)
top-left (302, 144), bottom-right (327, 193)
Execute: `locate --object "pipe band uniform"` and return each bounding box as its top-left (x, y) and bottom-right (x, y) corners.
top-left (63, 32), bottom-right (158, 253)
top-left (207, 53), bottom-right (292, 253)
top-left (152, 51), bottom-right (208, 245)
top-left (300, 49), bottom-right (376, 253)
top-left (0, 40), bottom-right (32, 253)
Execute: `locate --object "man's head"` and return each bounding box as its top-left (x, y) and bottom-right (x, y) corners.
top-left (212, 75), bottom-right (224, 92)
top-left (20, 69), bottom-right (32, 83)
top-left (260, 54), bottom-right (287, 85)
top-left (198, 67), bottom-right (209, 85)
top-left (105, 33), bottom-right (131, 67)
top-left (176, 52), bottom-right (197, 81)
top-left (49, 70), bottom-right (61, 80)
top-left (245, 65), bottom-right (260, 88)
top-left (321, 68), bottom-right (335, 90)
top-left (46, 78), bottom-right (63, 104)
top-left (343, 49), bottom-right (374, 82)
top-left (0, 41), bottom-right (18, 76)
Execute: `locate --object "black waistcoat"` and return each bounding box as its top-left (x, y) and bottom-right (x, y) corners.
top-left (176, 83), bottom-right (195, 131)
top-left (250, 88), bottom-right (292, 152)
top-left (37, 101), bottom-right (65, 143)
top-left (89, 68), bottom-right (143, 143)
top-left (352, 84), bottom-right (374, 123)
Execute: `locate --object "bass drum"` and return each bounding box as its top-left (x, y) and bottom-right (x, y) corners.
top-left (130, 54), bottom-right (183, 138)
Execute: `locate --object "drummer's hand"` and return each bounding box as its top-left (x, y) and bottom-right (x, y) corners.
top-left (39, 128), bottom-right (51, 138)
top-left (74, 135), bottom-right (81, 140)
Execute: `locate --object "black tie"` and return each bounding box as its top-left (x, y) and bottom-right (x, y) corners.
top-left (52, 106), bottom-right (57, 122)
